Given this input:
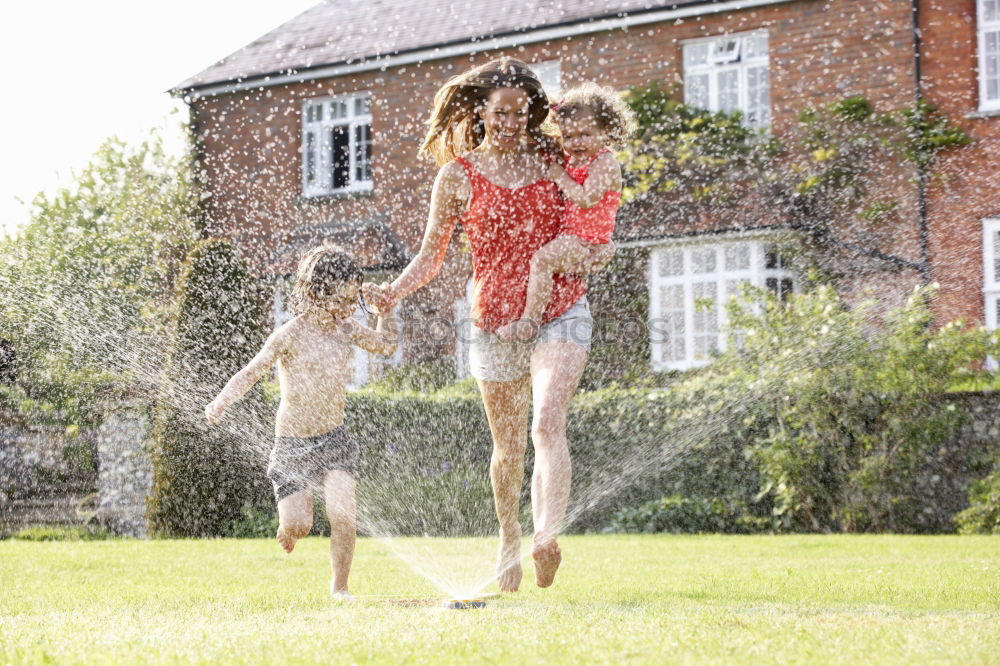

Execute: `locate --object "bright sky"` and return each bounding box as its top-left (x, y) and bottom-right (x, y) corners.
top-left (0, 1), bottom-right (320, 237)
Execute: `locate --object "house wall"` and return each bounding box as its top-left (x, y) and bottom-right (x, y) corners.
top-left (920, 0), bottom-right (1000, 326)
top-left (187, 0), bottom-right (987, 363)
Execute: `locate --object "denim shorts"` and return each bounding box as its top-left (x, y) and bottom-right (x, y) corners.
top-left (468, 296), bottom-right (593, 383)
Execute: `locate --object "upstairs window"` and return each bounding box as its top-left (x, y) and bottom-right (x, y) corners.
top-left (683, 31), bottom-right (770, 129)
top-left (980, 0), bottom-right (1000, 111)
top-left (301, 93), bottom-right (373, 197)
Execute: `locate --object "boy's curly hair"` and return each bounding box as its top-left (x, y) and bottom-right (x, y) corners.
top-left (553, 82), bottom-right (638, 148)
top-left (289, 245), bottom-right (364, 315)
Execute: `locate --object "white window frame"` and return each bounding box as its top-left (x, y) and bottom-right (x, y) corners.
top-left (301, 92), bottom-right (374, 197)
top-left (682, 30), bottom-right (770, 129)
top-left (532, 59), bottom-right (562, 99)
top-left (983, 218), bottom-right (1000, 332)
top-left (454, 277), bottom-right (475, 380)
top-left (648, 236), bottom-right (796, 371)
top-left (979, 0), bottom-right (1000, 112)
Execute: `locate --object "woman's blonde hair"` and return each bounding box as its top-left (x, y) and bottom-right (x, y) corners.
top-left (553, 82), bottom-right (638, 148)
top-left (420, 57), bottom-right (558, 165)
top-left (288, 245), bottom-right (363, 315)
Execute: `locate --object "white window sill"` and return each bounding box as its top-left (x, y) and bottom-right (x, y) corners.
top-left (298, 187), bottom-right (374, 203)
top-left (967, 107), bottom-right (1000, 119)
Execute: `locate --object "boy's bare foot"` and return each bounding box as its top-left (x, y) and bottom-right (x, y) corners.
top-left (496, 532), bottom-right (523, 593)
top-left (532, 538), bottom-right (562, 588)
top-left (496, 318), bottom-right (539, 342)
top-left (276, 526), bottom-right (299, 554)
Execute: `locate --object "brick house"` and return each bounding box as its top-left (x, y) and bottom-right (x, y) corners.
top-left (173, 0), bottom-right (999, 383)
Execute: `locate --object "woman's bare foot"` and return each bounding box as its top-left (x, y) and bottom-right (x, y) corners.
top-left (532, 539), bottom-right (562, 588)
top-left (496, 532), bottom-right (523, 593)
top-left (331, 586), bottom-right (355, 603)
top-left (496, 318), bottom-right (539, 342)
top-left (276, 525), bottom-right (300, 553)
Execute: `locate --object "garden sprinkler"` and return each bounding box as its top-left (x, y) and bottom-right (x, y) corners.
top-left (440, 592), bottom-right (497, 609)
top-left (441, 598), bottom-right (487, 610)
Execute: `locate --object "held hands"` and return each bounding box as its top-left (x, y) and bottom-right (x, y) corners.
top-left (205, 399), bottom-right (225, 425)
top-left (362, 281), bottom-right (397, 315)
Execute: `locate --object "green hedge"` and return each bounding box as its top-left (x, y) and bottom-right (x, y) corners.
top-left (343, 381), bottom-right (766, 537)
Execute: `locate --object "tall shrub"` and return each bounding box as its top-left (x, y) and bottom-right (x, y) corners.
top-left (147, 238), bottom-right (272, 537)
top-left (722, 285), bottom-right (997, 532)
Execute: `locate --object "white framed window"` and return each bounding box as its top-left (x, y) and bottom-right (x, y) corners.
top-left (301, 93), bottom-right (373, 197)
top-left (980, 0), bottom-right (1000, 111)
top-left (532, 59), bottom-right (562, 99)
top-left (682, 31), bottom-right (770, 129)
top-left (454, 278), bottom-right (475, 380)
top-left (648, 237), bottom-right (796, 371)
top-left (983, 218), bottom-right (1000, 332)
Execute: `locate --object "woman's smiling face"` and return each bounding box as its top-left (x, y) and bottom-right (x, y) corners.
top-left (480, 87), bottom-right (531, 150)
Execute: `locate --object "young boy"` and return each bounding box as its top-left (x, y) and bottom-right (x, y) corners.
top-left (205, 246), bottom-right (397, 601)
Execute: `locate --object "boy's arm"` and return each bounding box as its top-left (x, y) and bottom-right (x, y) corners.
top-left (347, 309), bottom-right (399, 357)
top-left (205, 327), bottom-right (289, 424)
top-left (547, 153), bottom-right (621, 209)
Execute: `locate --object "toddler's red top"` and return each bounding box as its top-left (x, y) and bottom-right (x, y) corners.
top-left (561, 149), bottom-right (621, 245)
top-left (454, 156), bottom-right (588, 333)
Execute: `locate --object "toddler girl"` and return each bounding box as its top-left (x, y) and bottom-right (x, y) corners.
top-left (497, 82), bottom-right (636, 342)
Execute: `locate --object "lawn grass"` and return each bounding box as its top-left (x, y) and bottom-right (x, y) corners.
top-left (1, 534), bottom-right (998, 664)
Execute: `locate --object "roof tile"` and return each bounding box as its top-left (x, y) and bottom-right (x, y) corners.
top-left (176, 0), bottom-right (710, 91)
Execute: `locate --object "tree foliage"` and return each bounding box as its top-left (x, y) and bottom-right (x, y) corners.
top-left (0, 133), bottom-right (198, 425)
top-left (147, 238), bottom-right (273, 537)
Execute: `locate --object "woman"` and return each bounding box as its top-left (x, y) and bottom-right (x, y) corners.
top-left (366, 58), bottom-right (613, 593)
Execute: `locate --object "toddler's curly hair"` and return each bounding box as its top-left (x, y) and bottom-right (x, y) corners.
top-left (553, 82), bottom-right (638, 148)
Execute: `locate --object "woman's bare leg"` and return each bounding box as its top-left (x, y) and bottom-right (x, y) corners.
top-left (529, 339), bottom-right (588, 587)
top-left (477, 374), bottom-right (532, 592)
top-left (323, 470), bottom-right (357, 600)
top-left (276, 489), bottom-right (313, 554)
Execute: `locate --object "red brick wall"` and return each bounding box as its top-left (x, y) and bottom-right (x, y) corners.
top-left (189, 0), bottom-right (990, 344)
top-left (920, 0), bottom-right (1000, 326)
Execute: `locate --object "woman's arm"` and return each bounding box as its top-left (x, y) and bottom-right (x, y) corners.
top-left (376, 162), bottom-right (468, 308)
top-left (205, 326), bottom-right (289, 423)
top-left (547, 152), bottom-right (621, 209)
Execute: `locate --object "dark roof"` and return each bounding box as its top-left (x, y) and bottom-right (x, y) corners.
top-left (176, 0), bottom-right (715, 91)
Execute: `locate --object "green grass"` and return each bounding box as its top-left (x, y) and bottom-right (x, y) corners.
top-left (2, 535), bottom-right (999, 664)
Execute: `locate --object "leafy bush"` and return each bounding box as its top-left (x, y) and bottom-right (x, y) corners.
top-left (147, 239), bottom-right (273, 537)
top-left (605, 495), bottom-right (770, 534)
top-left (954, 463), bottom-right (1000, 535)
top-left (0, 133), bottom-right (198, 427)
top-left (722, 284), bottom-right (998, 533)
